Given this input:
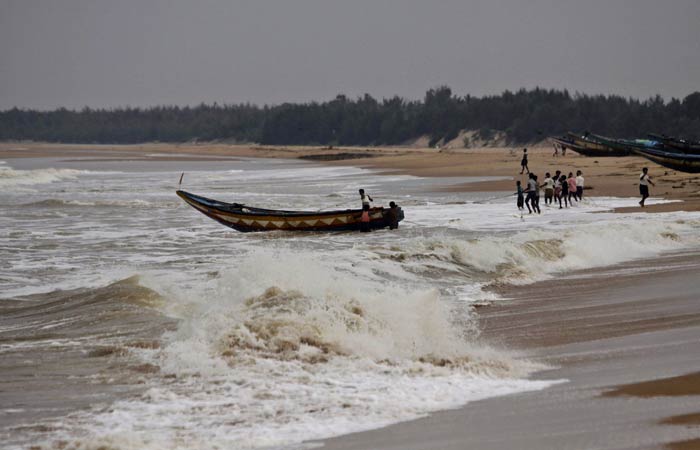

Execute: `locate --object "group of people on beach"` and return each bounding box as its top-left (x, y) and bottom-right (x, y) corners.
top-left (516, 169), bottom-right (585, 214)
top-left (517, 148), bottom-right (656, 213)
top-left (517, 148), bottom-right (585, 214)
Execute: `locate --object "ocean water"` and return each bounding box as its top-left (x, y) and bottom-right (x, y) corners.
top-left (1, 155), bottom-right (699, 450)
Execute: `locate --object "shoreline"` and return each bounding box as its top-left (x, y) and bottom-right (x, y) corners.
top-left (2, 141), bottom-right (699, 213)
top-left (318, 251), bottom-right (700, 450)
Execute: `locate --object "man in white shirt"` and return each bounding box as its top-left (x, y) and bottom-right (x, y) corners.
top-left (542, 172), bottom-right (555, 205)
top-left (639, 167), bottom-right (655, 207)
top-left (359, 188), bottom-right (373, 208)
top-left (575, 170), bottom-right (584, 201)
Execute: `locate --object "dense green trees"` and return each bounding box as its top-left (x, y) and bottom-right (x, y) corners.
top-left (1, 87), bottom-right (699, 145)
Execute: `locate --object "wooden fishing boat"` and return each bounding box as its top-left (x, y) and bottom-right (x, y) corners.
top-left (648, 134), bottom-right (700, 155)
top-left (564, 132), bottom-right (631, 157)
top-left (176, 190), bottom-right (403, 232)
top-left (549, 136), bottom-right (605, 156)
top-left (632, 148), bottom-right (700, 173)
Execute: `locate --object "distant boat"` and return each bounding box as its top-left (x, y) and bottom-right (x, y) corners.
top-left (176, 190), bottom-right (403, 232)
top-left (561, 132), bottom-right (631, 157)
top-left (585, 133), bottom-right (666, 155)
top-left (632, 147), bottom-right (700, 173)
top-left (648, 133), bottom-right (700, 155)
top-left (549, 136), bottom-right (599, 156)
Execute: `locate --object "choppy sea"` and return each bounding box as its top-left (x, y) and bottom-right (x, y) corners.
top-left (1, 154), bottom-right (699, 450)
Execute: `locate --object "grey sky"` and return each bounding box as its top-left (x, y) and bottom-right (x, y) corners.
top-left (1, 0), bottom-right (699, 110)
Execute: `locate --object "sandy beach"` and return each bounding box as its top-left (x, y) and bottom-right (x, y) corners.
top-left (3, 141), bottom-right (698, 213)
top-left (2, 142), bottom-right (700, 449)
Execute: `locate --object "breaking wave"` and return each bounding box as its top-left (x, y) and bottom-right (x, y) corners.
top-left (387, 218), bottom-right (697, 285)
top-left (0, 166), bottom-right (83, 189)
top-left (32, 252), bottom-right (552, 450)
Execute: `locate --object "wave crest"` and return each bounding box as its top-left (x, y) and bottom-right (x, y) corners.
top-left (0, 166), bottom-right (82, 189)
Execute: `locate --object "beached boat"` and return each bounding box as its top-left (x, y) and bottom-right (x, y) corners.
top-left (632, 147), bottom-right (700, 173)
top-left (549, 136), bottom-right (604, 156)
top-left (648, 134), bottom-right (700, 155)
top-left (564, 132), bottom-right (631, 157)
top-left (176, 190), bottom-right (403, 232)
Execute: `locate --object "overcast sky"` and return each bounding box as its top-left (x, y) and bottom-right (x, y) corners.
top-left (1, 0), bottom-right (699, 110)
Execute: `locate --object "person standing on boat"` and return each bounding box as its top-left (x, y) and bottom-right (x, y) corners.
top-left (520, 148), bottom-right (529, 174)
top-left (359, 189), bottom-right (373, 208)
top-left (639, 167), bottom-right (655, 207)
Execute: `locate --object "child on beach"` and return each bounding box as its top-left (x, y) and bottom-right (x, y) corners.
top-left (516, 180), bottom-right (524, 210)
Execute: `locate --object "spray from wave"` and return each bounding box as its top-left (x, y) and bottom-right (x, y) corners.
top-left (387, 218), bottom-right (696, 285)
top-left (33, 251), bottom-right (551, 450)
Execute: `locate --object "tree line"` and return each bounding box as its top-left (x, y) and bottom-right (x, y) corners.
top-left (1, 87), bottom-right (699, 146)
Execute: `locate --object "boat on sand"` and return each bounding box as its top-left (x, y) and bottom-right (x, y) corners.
top-left (631, 148), bottom-right (700, 174)
top-left (563, 132), bottom-right (632, 157)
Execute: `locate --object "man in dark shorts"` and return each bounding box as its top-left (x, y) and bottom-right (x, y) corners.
top-left (386, 201), bottom-right (403, 229)
top-left (575, 170), bottom-right (584, 201)
top-left (524, 173), bottom-right (540, 214)
top-left (639, 167), bottom-right (655, 207)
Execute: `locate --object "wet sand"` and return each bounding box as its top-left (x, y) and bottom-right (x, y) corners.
top-left (317, 252), bottom-right (700, 450)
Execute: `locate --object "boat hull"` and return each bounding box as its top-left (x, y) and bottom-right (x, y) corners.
top-left (564, 133), bottom-right (631, 157)
top-left (632, 148), bottom-right (700, 174)
top-left (648, 134), bottom-right (700, 155)
top-left (176, 190), bottom-right (401, 232)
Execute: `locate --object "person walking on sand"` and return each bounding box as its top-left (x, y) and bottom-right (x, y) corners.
top-left (516, 180), bottom-right (524, 211)
top-left (576, 170), bottom-right (585, 201)
top-left (567, 172), bottom-right (578, 203)
top-left (639, 167), bottom-right (655, 207)
top-left (359, 189), bottom-right (373, 208)
top-left (520, 148), bottom-right (529, 174)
